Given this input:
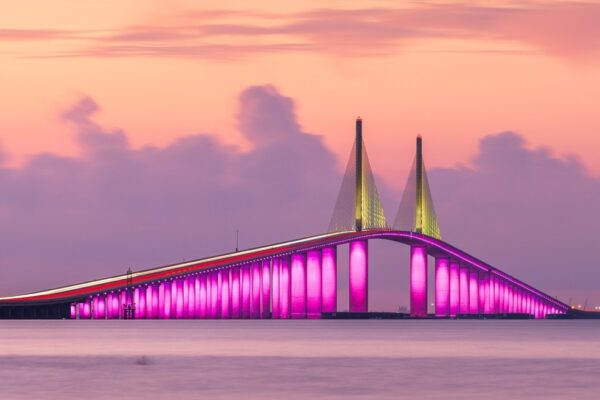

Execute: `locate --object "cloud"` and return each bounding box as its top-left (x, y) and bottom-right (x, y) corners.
top-left (429, 132), bottom-right (600, 303)
top-left (9, 2), bottom-right (600, 60)
top-left (0, 85), bottom-right (339, 296)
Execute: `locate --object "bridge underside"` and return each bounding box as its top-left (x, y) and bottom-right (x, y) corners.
top-left (0, 230), bottom-right (569, 319)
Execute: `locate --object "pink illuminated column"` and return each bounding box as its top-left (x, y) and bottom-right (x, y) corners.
top-left (97, 295), bottom-right (106, 319)
top-left (164, 282), bottom-right (172, 319)
top-left (262, 261), bottom-right (271, 319)
top-left (151, 284), bottom-right (159, 319)
top-left (242, 265), bottom-right (251, 318)
top-left (231, 268), bottom-right (241, 318)
top-left (81, 301), bottom-right (91, 319)
top-left (479, 271), bottom-right (488, 314)
top-left (280, 256), bottom-right (291, 319)
top-left (92, 296), bottom-right (99, 319)
top-left (488, 275), bottom-right (496, 314)
top-left (434, 257), bottom-right (450, 317)
top-left (193, 276), bottom-right (201, 318)
top-left (494, 277), bottom-right (500, 313)
top-left (175, 279), bottom-right (184, 319)
top-left (221, 270), bottom-right (230, 318)
top-left (459, 265), bottom-right (470, 314)
top-left (137, 288), bottom-right (147, 319)
top-left (170, 281), bottom-right (177, 317)
top-left (70, 304), bottom-right (76, 319)
top-left (199, 274), bottom-right (208, 318)
top-left (410, 245), bottom-right (427, 317)
top-left (291, 253), bottom-right (307, 319)
top-left (306, 250), bottom-right (322, 319)
top-left (211, 272), bottom-right (219, 318)
top-left (272, 258), bottom-right (281, 319)
top-left (449, 260), bottom-right (460, 316)
top-left (321, 247), bottom-right (337, 313)
top-left (145, 286), bottom-right (153, 319)
top-left (469, 268), bottom-right (479, 314)
top-left (188, 277), bottom-right (196, 318)
top-left (350, 240), bottom-right (368, 313)
top-left (251, 263), bottom-right (261, 319)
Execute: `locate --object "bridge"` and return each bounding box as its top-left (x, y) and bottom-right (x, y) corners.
top-left (0, 118), bottom-right (569, 319)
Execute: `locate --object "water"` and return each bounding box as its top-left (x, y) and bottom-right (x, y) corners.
top-left (0, 320), bottom-right (598, 399)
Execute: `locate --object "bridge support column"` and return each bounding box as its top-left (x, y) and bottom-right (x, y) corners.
top-left (449, 260), bottom-right (460, 316)
top-left (272, 259), bottom-right (280, 319)
top-left (199, 274), bottom-right (208, 318)
top-left (242, 265), bottom-right (251, 318)
top-left (231, 268), bottom-right (240, 318)
top-left (322, 247), bottom-right (337, 313)
top-left (349, 240), bottom-right (368, 313)
top-left (478, 271), bottom-right (487, 314)
top-left (211, 272), bottom-right (219, 319)
top-left (163, 282), bottom-right (172, 319)
top-left (221, 270), bottom-right (230, 318)
top-left (280, 256), bottom-right (291, 319)
top-left (410, 245), bottom-right (427, 317)
top-left (187, 277), bottom-right (195, 318)
top-left (291, 253), bottom-right (307, 319)
top-left (469, 268), bottom-right (479, 314)
top-left (307, 250), bottom-right (322, 319)
top-left (175, 279), bottom-right (184, 319)
top-left (434, 257), bottom-right (450, 317)
top-left (262, 261), bottom-right (270, 319)
top-left (136, 288), bottom-right (145, 319)
top-left (193, 277), bottom-right (200, 318)
top-left (459, 265), bottom-right (469, 314)
top-left (252, 263), bottom-right (261, 319)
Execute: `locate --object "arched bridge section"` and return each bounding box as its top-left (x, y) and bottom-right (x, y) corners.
top-left (0, 229), bottom-right (569, 319)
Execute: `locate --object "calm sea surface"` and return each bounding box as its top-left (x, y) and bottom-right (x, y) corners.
top-left (0, 320), bottom-right (598, 399)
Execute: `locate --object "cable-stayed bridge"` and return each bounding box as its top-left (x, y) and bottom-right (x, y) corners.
top-left (0, 118), bottom-right (570, 319)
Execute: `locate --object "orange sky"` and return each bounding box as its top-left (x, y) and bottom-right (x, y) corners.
top-left (1, 0), bottom-right (600, 187)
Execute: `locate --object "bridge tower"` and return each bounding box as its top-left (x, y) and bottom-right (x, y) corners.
top-left (329, 118), bottom-right (387, 312)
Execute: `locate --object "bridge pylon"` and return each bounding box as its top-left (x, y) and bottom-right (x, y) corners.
top-left (328, 118), bottom-right (387, 312)
top-left (393, 136), bottom-right (442, 316)
top-left (393, 136), bottom-right (441, 239)
top-left (328, 118), bottom-right (388, 233)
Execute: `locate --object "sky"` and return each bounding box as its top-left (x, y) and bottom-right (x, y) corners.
top-left (1, 1), bottom-right (599, 309)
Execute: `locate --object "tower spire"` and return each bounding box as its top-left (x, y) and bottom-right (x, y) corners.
top-left (355, 117), bottom-right (363, 231)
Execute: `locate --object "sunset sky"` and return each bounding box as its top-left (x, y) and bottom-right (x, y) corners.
top-left (1, 1), bottom-right (599, 307)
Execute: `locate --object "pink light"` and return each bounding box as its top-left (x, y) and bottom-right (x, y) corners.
top-left (280, 257), bottom-right (291, 319)
top-left (242, 265), bottom-right (251, 318)
top-left (176, 279), bottom-right (184, 319)
top-left (211, 272), bottom-right (219, 318)
top-left (199, 274), bottom-right (207, 318)
top-left (188, 277), bottom-right (196, 318)
top-left (221, 270), bottom-right (230, 318)
top-left (469, 268), bottom-right (479, 314)
top-left (262, 261), bottom-right (270, 319)
top-left (252, 262), bottom-right (261, 319)
top-left (231, 268), bottom-right (240, 318)
top-left (449, 260), bottom-right (460, 316)
top-left (410, 245), bottom-right (427, 317)
top-left (434, 257), bottom-right (450, 317)
top-left (272, 258), bottom-right (281, 319)
top-left (459, 265), bottom-right (469, 314)
top-left (349, 240), bottom-right (368, 313)
top-left (291, 253), bottom-right (307, 319)
top-left (306, 250), bottom-right (322, 319)
top-left (321, 247), bottom-right (337, 313)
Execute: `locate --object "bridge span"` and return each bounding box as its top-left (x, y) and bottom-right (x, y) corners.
top-left (0, 118), bottom-right (570, 319)
top-left (0, 229), bottom-right (568, 319)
